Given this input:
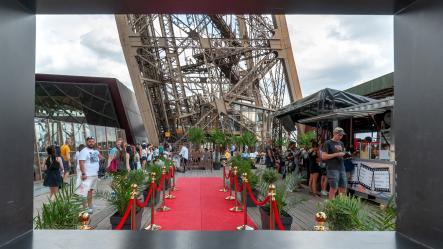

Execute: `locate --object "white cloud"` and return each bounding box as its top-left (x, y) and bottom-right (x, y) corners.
top-left (36, 15), bottom-right (133, 90)
top-left (286, 15), bottom-right (393, 96)
top-left (36, 15), bottom-right (394, 96)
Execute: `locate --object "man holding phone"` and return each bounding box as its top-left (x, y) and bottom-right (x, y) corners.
top-left (321, 127), bottom-right (347, 199)
top-left (77, 136), bottom-right (100, 213)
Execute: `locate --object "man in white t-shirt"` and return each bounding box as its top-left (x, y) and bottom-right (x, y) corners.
top-left (179, 144), bottom-right (189, 172)
top-left (77, 136), bottom-right (100, 214)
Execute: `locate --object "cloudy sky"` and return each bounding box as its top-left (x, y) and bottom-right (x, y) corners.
top-left (36, 15), bottom-right (393, 96)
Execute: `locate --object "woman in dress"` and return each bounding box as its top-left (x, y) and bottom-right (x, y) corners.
top-left (43, 145), bottom-right (64, 200)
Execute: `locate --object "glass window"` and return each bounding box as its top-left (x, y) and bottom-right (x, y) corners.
top-left (48, 120), bottom-right (61, 146)
top-left (34, 118), bottom-right (51, 181)
top-left (106, 127), bottom-right (116, 149)
top-left (96, 125), bottom-right (107, 153)
top-left (73, 123), bottom-right (85, 147)
top-left (85, 124), bottom-right (96, 139)
top-left (116, 128), bottom-right (126, 143)
top-left (61, 122), bottom-right (74, 144)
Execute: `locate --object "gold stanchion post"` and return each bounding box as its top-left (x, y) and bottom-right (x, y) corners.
top-left (79, 212), bottom-right (93, 230)
top-left (158, 166), bottom-right (171, 212)
top-left (229, 166), bottom-right (242, 212)
top-left (219, 160), bottom-right (227, 192)
top-left (225, 164), bottom-right (235, 200)
top-left (130, 184), bottom-right (138, 231)
top-left (171, 164), bottom-right (178, 191)
top-left (314, 212), bottom-right (327, 231)
top-left (237, 173), bottom-right (254, 230)
top-left (165, 166), bottom-right (176, 199)
top-left (268, 184), bottom-right (276, 230)
top-left (145, 172), bottom-right (161, 230)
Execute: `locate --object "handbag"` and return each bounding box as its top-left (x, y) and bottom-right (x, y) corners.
top-left (107, 158), bottom-right (118, 173)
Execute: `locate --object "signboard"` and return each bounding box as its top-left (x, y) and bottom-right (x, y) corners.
top-left (358, 164), bottom-right (374, 190)
top-left (373, 168), bottom-right (391, 192)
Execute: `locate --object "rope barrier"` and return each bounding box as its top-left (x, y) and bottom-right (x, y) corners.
top-left (135, 182), bottom-right (155, 208)
top-left (156, 174), bottom-right (165, 192)
top-left (234, 175), bottom-right (243, 193)
top-left (114, 199), bottom-right (134, 230)
top-left (272, 200), bottom-right (285, 230)
top-left (246, 183), bottom-right (270, 206)
top-left (225, 170), bottom-right (231, 179)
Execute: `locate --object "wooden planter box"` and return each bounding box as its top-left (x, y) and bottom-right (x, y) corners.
top-left (110, 208), bottom-right (144, 230)
top-left (259, 206), bottom-right (293, 230)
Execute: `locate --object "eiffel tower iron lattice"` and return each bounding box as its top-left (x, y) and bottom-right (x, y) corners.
top-left (116, 14), bottom-right (302, 145)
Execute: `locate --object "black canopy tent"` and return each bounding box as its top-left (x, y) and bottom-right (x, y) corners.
top-left (274, 88), bottom-right (375, 131)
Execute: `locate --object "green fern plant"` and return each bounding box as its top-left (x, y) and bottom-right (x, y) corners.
top-left (319, 195), bottom-right (364, 231)
top-left (361, 196), bottom-right (396, 231)
top-left (34, 179), bottom-right (84, 229)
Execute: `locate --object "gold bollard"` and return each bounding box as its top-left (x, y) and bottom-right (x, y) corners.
top-left (145, 172), bottom-right (161, 230)
top-left (219, 161), bottom-right (228, 192)
top-left (314, 212), bottom-right (327, 231)
top-left (158, 166), bottom-right (171, 212)
top-left (225, 164), bottom-right (235, 200)
top-left (130, 184), bottom-right (138, 231)
top-left (268, 184), bottom-right (276, 230)
top-left (237, 173), bottom-right (254, 230)
top-left (171, 164), bottom-right (178, 191)
top-left (79, 211), bottom-right (93, 230)
top-left (229, 167), bottom-right (242, 212)
top-left (165, 166), bottom-right (176, 199)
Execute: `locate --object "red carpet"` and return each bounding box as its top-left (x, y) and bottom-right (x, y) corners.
top-left (154, 177), bottom-right (257, 230)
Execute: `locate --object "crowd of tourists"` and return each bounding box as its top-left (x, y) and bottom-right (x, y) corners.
top-left (260, 127), bottom-right (353, 200)
top-left (41, 136), bottom-right (175, 213)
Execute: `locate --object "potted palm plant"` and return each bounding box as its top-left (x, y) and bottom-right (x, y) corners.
top-left (34, 179), bottom-right (84, 229)
top-left (99, 170), bottom-right (147, 230)
top-left (188, 127), bottom-right (205, 149)
top-left (209, 128), bottom-right (227, 170)
top-left (258, 169), bottom-right (293, 230)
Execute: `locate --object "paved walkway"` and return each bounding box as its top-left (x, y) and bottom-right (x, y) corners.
top-left (33, 168), bottom-right (376, 230)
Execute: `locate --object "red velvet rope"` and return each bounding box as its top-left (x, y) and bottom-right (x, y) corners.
top-left (234, 176), bottom-right (243, 193)
top-left (225, 170), bottom-right (231, 179)
top-left (156, 174), bottom-right (165, 192)
top-left (246, 183), bottom-right (270, 206)
top-left (135, 182), bottom-right (155, 208)
top-left (272, 200), bottom-right (285, 230)
top-left (114, 199), bottom-right (133, 230)
top-left (165, 169), bottom-right (171, 181)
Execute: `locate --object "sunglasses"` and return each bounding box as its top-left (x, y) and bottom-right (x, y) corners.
top-left (86, 136), bottom-right (95, 140)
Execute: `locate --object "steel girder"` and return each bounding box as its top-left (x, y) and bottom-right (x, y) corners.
top-left (116, 14), bottom-right (302, 144)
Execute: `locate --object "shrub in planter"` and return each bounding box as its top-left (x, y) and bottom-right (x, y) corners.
top-left (257, 170), bottom-right (293, 230)
top-left (34, 179), bottom-right (84, 229)
top-left (97, 170), bottom-right (147, 230)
